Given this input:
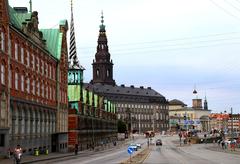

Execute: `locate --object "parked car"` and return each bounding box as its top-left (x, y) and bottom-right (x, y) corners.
top-left (136, 143), bottom-right (141, 149)
top-left (156, 139), bottom-right (162, 146)
top-left (129, 143), bottom-right (138, 151)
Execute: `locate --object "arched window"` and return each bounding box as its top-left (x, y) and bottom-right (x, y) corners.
top-left (26, 50), bottom-right (30, 67)
top-left (42, 83), bottom-right (44, 97)
top-left (1, 64), bottom-right (5, 85)
top-left (46, 85), bottom-right (48, 99)
top-left (15, 72), bottom-right (18, 90)
top-left (37, 81), bottom-right (40, 96)
top-left (21, 74), bottom-right (24, 91)
top-left (32, 80), bottom-right (35, 95)
top-left (20, 46), bottom-right (24, 63)
top-left (107, 69), bottom-right (110, 77)
top-left (0, 30), bottom-right (5, 52)
top-left (26, 77), bottom-right (30, 93)
top-left (14, 42), bottom-right (18, 60)
top-left (1, 93), bottom-right (6, 122)
top-left (49, 86), bottom-right (52, 100)
top-left (96, 69), bottom-right (100, 77)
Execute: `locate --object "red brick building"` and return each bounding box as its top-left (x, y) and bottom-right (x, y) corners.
top-left (0, 0), bottom-right (68, 156)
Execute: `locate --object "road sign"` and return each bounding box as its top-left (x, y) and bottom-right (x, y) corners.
top-left (127, 147), bottom-right (134, 155)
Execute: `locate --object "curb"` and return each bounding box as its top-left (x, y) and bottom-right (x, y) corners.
top-left (120, 147), bottom-right (150, 164)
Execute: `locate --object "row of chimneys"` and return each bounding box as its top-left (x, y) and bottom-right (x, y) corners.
top-left (120, 84), bottom-right (151, 90)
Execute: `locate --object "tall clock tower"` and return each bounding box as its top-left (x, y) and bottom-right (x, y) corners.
top-left (91, 12), bottom-right (115, 85)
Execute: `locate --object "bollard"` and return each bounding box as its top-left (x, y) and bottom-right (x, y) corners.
top-left (34, 149), bottom-right (39, 156)
top-left (45, 149), bottom-right (48, 155)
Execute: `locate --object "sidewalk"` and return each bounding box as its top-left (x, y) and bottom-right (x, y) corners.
top-left (0, 150), bottom-right (91, 164)
top-left (0, 139), bottom-right (132, 164)
top-left (206, 143), bottom-right (240, 155)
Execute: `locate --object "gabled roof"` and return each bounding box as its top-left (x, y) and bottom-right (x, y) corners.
top-left (8, 6), bottom-right (31, 30)
top-left (40, 29), bottom-right (63, 60)
top-left (8, 4), bottom-right (67, 61)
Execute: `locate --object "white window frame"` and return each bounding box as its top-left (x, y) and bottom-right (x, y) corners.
top-left (21, 47), bottom-right (24, 63)
top-left (41, 83), bottom-right (44, 97)
top-left (32, 80), bottom-right (35, 95)
top-left (15, 72), bottom-right (18, 90)
top-left (21, 74), bottom-right (24, 92)
top-left (1, 31), bottom-right (5, 52)
top-left (26, 50), bottom-right (30, 67)
top-left (1, 64), bottom-right (5, 85)
top-left (26, 77), bottom-right (30, 93)
top-left (46, 86), bottom-right (48, 99)
top-left (15, 43), bottom-right (18, 60)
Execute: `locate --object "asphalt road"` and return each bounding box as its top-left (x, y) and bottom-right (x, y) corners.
top-left (35, 137), bottom-right (147, 164)
top-left (144, 135), bottom-right (240, 164)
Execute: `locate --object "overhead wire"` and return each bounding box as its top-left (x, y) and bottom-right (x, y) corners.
top-left (77, 31), bottom-right (240, 50)
top-left (224, 0), bottom-right (240, 12)
top-left (209, 0), bottom-right (240, 21)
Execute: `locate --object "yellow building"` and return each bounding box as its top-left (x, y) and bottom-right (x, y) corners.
top-left (169, 98), bottom-right (211, 132)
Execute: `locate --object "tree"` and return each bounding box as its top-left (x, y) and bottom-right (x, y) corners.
top-left (117, 119), bottom-right (127, 133)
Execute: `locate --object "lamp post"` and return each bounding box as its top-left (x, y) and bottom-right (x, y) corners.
top-left (92, 86), bottom-right (95, 149)
top-left (231, 108), bottom-right (233, 141)
top-left (138, 114), bottom-right (141, 135)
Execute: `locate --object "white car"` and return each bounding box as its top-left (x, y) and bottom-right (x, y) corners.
top-left (136, 143), bottom-right (141, 149)
top-left (129, 143), bottom-right (138, 151)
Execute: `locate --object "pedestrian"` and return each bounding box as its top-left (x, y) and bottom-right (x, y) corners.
top-left (74, 144), bottom-right (78, 155)
top-left (14, 145), bottom-right (22, 164)
top-left (221, 141), bottom-right (225, 149)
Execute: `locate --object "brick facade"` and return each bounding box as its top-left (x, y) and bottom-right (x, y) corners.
top-left (0, 0), bottom-right (69, 156)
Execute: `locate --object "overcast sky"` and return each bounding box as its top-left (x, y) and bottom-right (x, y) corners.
top-left (9, 0), bottom-right (240, 113)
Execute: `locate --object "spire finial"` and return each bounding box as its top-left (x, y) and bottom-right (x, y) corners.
top-left (71, 0), bottom-right (73, 13)
top-left (193, 84), bottom-right (197, 94)
top-left (99, 10), bottom-right (106, 31)
top-left (101, 10), bottom-right (104, 25)
top-left (29, 0), bottom-right (32, 13)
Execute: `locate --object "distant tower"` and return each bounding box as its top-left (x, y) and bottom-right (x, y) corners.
top-left (204, 95), bottom-right (208, 110)
top-left (192, 85), bottom-right (202, 109)
top-left (91, 12), bottom-right (115, 85)
top-left (68, 0), bottom-right (85, 110)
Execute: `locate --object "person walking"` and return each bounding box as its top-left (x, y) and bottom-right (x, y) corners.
top-left (74, 144), bottom-right (78, 155)
top-left (14, 145), bottom-right (22, 164)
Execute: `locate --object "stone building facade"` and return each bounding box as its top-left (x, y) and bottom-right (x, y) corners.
top-left (169, 96), bottom-right (211, 132)
top-left (0, 0), bottom-right (68, 156)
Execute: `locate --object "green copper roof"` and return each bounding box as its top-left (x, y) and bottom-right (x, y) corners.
top-left (40, 29), bottom-right (63, 60)
top-left (8, 6), bottom-right (31, 30)
top-left (8, 5), bottom-right (66, 61)
top-left (68, 85), bottom-right (81, 102)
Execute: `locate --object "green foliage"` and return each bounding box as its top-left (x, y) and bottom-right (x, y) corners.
top-left (117, 119), bottom-right (127, 133)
